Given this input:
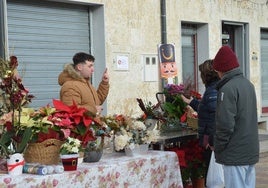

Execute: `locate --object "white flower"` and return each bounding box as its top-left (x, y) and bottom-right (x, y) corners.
top-left (147, 129), bottom-right (160, 143)
top-left (61, 137), bottom-right (81, 154)
top-left (114, 134), bottom-right (130, 151)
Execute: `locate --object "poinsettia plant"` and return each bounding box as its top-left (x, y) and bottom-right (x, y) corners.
top-left (30, 99), bottom-right (110, 147)
top-left (169, 139), bottom-right (206, 184)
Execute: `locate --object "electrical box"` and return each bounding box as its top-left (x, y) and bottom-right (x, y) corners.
top-left (143, 55), bottom-right (158, 82)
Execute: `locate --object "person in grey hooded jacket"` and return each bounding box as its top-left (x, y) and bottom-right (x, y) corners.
top-left (213, 46), bottom-right (259, 188)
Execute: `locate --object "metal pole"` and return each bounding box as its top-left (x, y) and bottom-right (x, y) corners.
top-left (160, 0), bottom-right (167, 44)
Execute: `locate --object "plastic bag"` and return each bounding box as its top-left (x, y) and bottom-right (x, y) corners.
top-left (206, 151), bottom-right (225, 188)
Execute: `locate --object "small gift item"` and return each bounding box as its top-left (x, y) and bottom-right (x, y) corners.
top-left (60, 154), bottom-right (79, 171)
top-left (7, 153), bottom-right (25, 176)
top-left (60, 137), bottom-right (81, 171)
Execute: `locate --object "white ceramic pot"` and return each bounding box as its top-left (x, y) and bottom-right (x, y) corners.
top-left (7, 153), bottom-right (25, 176)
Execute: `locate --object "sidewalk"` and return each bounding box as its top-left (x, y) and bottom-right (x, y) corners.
top-left (256, 129), bottom-right (268, 188)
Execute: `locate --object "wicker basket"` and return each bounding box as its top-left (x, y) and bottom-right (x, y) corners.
top-left (24, 139), bottom-right (63, 165)
top-left (187, 117), bottom-right (198, 130)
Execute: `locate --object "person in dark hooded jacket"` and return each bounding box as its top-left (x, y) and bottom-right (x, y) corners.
top-left (182, 59), bottom-right (219, 181)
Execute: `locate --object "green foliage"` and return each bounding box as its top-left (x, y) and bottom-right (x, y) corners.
top-left (162, 95), bottom-right (187, 120)
top-left (0, 127), bottom-right (32, 158)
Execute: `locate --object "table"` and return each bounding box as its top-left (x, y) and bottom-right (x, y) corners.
top-left (0, 151), bottom-right (183, 188)
top-left (152, 129), bottom-right (198, 150)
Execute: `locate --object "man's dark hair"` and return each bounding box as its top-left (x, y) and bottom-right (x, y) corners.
top-left (72, 52), bottom-right (95, 66)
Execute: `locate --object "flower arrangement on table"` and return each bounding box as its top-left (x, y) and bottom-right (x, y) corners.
top-left (160, 78), bottom-right (202, 131)
top-left (112, 117), bottom-right (160, 152)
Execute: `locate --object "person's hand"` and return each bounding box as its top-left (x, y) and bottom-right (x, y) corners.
top-left (209, 145), bottom-right (215, 151)
top-left (102, 68), bottom-right (109, 83)
top-left (96, 105), bottom-right (103, 116)
top-left (181, 94), bottom-right (193, 104)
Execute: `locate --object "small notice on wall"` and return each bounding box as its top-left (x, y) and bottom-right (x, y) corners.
top-left (116, 55), bottom-right (129, 70)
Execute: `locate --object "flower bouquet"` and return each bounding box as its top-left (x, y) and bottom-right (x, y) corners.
top-left (113, 117), bottom-right (159, 155)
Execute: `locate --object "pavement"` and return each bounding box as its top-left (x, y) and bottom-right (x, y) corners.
top-left (256, 129), bottom-right (268, 188)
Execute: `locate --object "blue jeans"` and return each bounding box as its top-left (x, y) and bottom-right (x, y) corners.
top-left (223, 165), bottom-right (255, 188)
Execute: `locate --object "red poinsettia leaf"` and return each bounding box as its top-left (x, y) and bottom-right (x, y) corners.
top-left (81, 130), bottom-right (96, 147)
top-left (73, 116), bottom-right (82, 125)
top-left (52, 99), bottom-right (71, 112)
top-left (180, 112), bottom-right (187, 122)
top-left (83, 117), bottom-right (93, 127)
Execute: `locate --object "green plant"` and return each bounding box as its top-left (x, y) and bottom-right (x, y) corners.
top-left (162, 95), bottom-right (187, 120)
top-left (0, 127), bottom-right (32, 158)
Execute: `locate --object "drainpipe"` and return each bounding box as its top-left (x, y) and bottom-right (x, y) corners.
top-left (0, 0), bottom-right (7, 59)
top-left (160, 0), bottom-right (167, 44)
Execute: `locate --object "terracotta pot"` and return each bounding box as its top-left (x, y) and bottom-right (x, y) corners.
top-left (60, 154), bottom-right (78, 171)
top-left (192, 178), bottom-right (205, 188)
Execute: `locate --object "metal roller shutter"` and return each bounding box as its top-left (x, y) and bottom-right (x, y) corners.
top-left (7, 0), bottom-right (90, 108)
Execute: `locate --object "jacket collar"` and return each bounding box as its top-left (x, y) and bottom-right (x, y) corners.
top-left (216, 68), bottom-right (242, 90)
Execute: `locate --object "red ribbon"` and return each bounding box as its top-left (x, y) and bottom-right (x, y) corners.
top-left (7, 160), bottom-right (25, 172)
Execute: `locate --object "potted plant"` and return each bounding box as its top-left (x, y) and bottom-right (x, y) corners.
top-left (60, 137), bottom-right (81, 171)
top-left (169, 139), bottom-right (207, 188)
top-left (0, 56), bottom-right (35, 175)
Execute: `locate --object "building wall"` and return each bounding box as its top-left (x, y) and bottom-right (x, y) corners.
top-left (98, 0), bottom-right (267, 117)
top-left (4, 0), bottom-right (268, 118)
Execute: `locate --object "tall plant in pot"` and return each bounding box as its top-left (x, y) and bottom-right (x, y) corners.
top-left (0, 56), bottom-right (34, 174)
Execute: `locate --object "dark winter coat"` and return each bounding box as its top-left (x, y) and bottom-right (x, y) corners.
top-left (189, 81), bottom-right (218, 147)
top-left (214, 68), bottom-right (259, 165)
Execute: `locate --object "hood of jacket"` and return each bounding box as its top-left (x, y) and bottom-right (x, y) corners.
top-left (216, 67), bottom-right (242, 90)
top-left (58, 64), bottom-right (87, 86)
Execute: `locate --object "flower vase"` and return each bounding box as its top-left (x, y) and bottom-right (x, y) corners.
top-left (7, 153), bottom-right (25, 176)
top-left (144, 118), bottom-right (157, 130)
top-left (60, 154), bottom-right (79, 171)
top-left (125, 144), bottom-right (149, 157)
top-left (83, 137), bottom-right (103, 163)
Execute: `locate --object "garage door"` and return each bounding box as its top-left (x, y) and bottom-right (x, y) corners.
top-left (7, 0), bottom-right (90, 108)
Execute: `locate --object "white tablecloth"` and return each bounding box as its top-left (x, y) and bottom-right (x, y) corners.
top-left (0, 150), bottom-right (183, 188)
